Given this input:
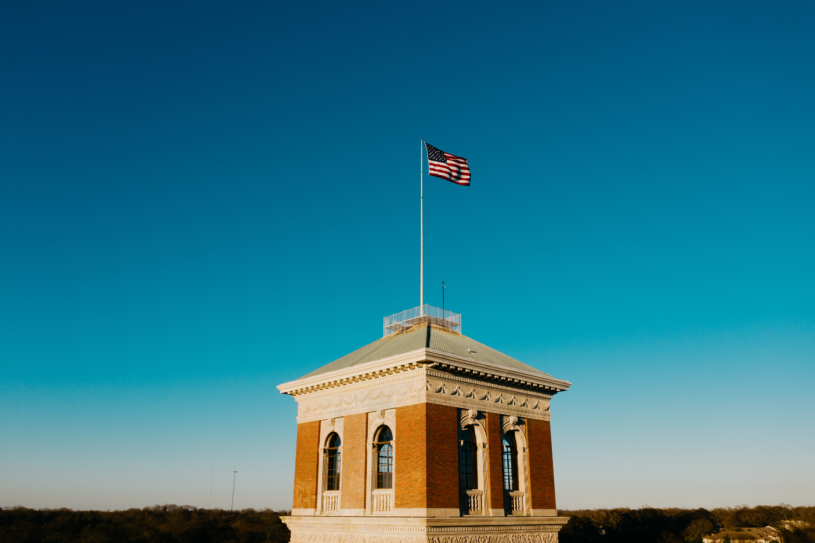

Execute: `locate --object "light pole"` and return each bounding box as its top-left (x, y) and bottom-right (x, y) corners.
top-left (209, 467), bottom-right (213, 508)
top-left (231, 466), bottom-right (238, 511)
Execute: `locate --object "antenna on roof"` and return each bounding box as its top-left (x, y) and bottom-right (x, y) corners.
top-left (442, 281), bottom-right (446, 322)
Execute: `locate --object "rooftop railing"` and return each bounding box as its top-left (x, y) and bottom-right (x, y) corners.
top-left (383, 304), bottom-right (462, 337)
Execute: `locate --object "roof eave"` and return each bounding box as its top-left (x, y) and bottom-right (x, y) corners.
top-left (277, 348), bottom-right (430, 395)
top-left (277, 348), bottom-right (570, 396)
top-left (424, 348), bottom-right (572, 392)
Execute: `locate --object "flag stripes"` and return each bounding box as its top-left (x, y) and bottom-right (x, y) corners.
top-left (425, 142), bottom-right (470, 186)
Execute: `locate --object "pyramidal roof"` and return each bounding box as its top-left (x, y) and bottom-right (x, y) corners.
top-left (278, 306), bottom-right (571, 397)
top-left (300, 323), bottom-right (552, 379)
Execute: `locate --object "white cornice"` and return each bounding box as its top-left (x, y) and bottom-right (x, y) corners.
top-left (423, 349), bottom-right (571, 392)
top-left (277, 348), bottom-right (570, 396)
top-left (277, 349), bottom-right (429, 396)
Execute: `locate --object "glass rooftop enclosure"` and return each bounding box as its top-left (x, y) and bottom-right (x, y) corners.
top-left (383, 304), bottom-right (462, 337)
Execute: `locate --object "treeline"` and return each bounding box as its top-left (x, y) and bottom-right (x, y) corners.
top-left (559, 504), bottom-right (815, 543)
top-left (0, 505), bottom-right (290, 543)
top-left (2, 503), bottom-right (814, 543)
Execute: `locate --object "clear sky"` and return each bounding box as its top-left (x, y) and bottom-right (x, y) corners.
top-left (1, 1), bottom-right (813, 512)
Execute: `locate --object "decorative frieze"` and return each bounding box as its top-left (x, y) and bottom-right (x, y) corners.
top-left (278, 347), bottom-right (571, 400)
top-left (294, 368), bottom-right (553, 424)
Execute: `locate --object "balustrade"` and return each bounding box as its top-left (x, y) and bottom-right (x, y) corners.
top-left (465, 490), bottom-right (483, 515)
top-left (322, 492), bottom-right (339, 513)
top-left (509, 491), bottom-right (525, 515)
top-left (372, 490), bottom-right (393, 513)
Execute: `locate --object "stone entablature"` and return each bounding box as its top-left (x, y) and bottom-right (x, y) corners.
top-left (278, 348), bottom-right (569, 398)
top-left (289, 365), bottom-right (555, 425)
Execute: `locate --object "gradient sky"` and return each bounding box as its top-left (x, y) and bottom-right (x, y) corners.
top-left (1, 1), bottom-right (813, 512)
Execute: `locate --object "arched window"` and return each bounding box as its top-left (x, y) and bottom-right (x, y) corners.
top-left (459, 427), bottom-right (478, 490)
top-left (325, 433), bottom-right (342, 491)
top-left (502, 434), bottom-right (519, 492)
top-left (374, 426), bottom-right (393, 489)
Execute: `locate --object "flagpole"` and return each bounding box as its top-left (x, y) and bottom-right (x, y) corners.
top-left (420, 138), bottom-right (424, 315)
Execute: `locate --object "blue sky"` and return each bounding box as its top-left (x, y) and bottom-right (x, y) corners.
top-left (1, 1), bottom-right (813, 511)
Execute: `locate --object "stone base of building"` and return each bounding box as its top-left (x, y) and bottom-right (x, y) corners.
top-left (282, 515), bottom-right (570, 543)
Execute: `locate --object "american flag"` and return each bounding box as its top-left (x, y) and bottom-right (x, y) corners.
top-left (425, 142), bottom-right (471, 186)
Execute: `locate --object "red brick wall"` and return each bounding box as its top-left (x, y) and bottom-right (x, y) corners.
top-left (485, 412), bottom-right (505, 510)
top-left (342, 413), bottom-right (368, 510)
top-left (292, 420), bottom-right (321, 510)
top-left (394, 403), bottom-right (459, 509)
top-left (425, 403), bottom-right (459, 509)
top-left (291, 404), bottom-right (478, 512)
top-left (395, 403), bottom-right (426, 508)
top-left (527, 418), bottom-right (556, 510)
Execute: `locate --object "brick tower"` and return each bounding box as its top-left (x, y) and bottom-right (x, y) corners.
top-left (278, 306), bottom-right (571, 543)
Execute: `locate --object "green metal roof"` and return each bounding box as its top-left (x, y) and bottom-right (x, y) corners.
top-left (299, 324), bottom-right (550, 379)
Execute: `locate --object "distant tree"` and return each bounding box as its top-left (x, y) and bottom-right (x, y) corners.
top-left (3, 504), bottom-right (813, 543)
top-left (683, 518), bottom-right (716, 540)
top-left (0, 506), bottom-right (291, 543)
top-left (559, 514), bottom-right (603, 543)
top-left (779, 527), bottom-right (815, 543)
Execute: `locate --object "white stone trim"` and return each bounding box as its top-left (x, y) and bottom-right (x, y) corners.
top-left (423, 374), bottom-right (552, 423)
top-left (427, 369), bottom-right (554, 401)
top-left (424, 350), bottom-right (571, 391)
top-left (338, 508), bottom-right (366, 516)
top-left (294, 368), bottom-right (554, 405)
top-left (283, 515), bottom-right (567, 526)
top-left (366, 410), bottom-right (396, 516)
top-left (316, 418), bottom-right (344, 515)
top-left (279, 351), bottom-right (432, 395)
top-left (392, 508), bottom-right (462, 517)
top-left (283, 515), bottom-right (568, 543)
top-left (501, 416), bottom-right (531, 516)
top-left (293, 368), bottom-right (555, 424)
top-left (458, 409), bottom-right (493, 516)
top-left (278, 348), bottom-right (571, 397)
